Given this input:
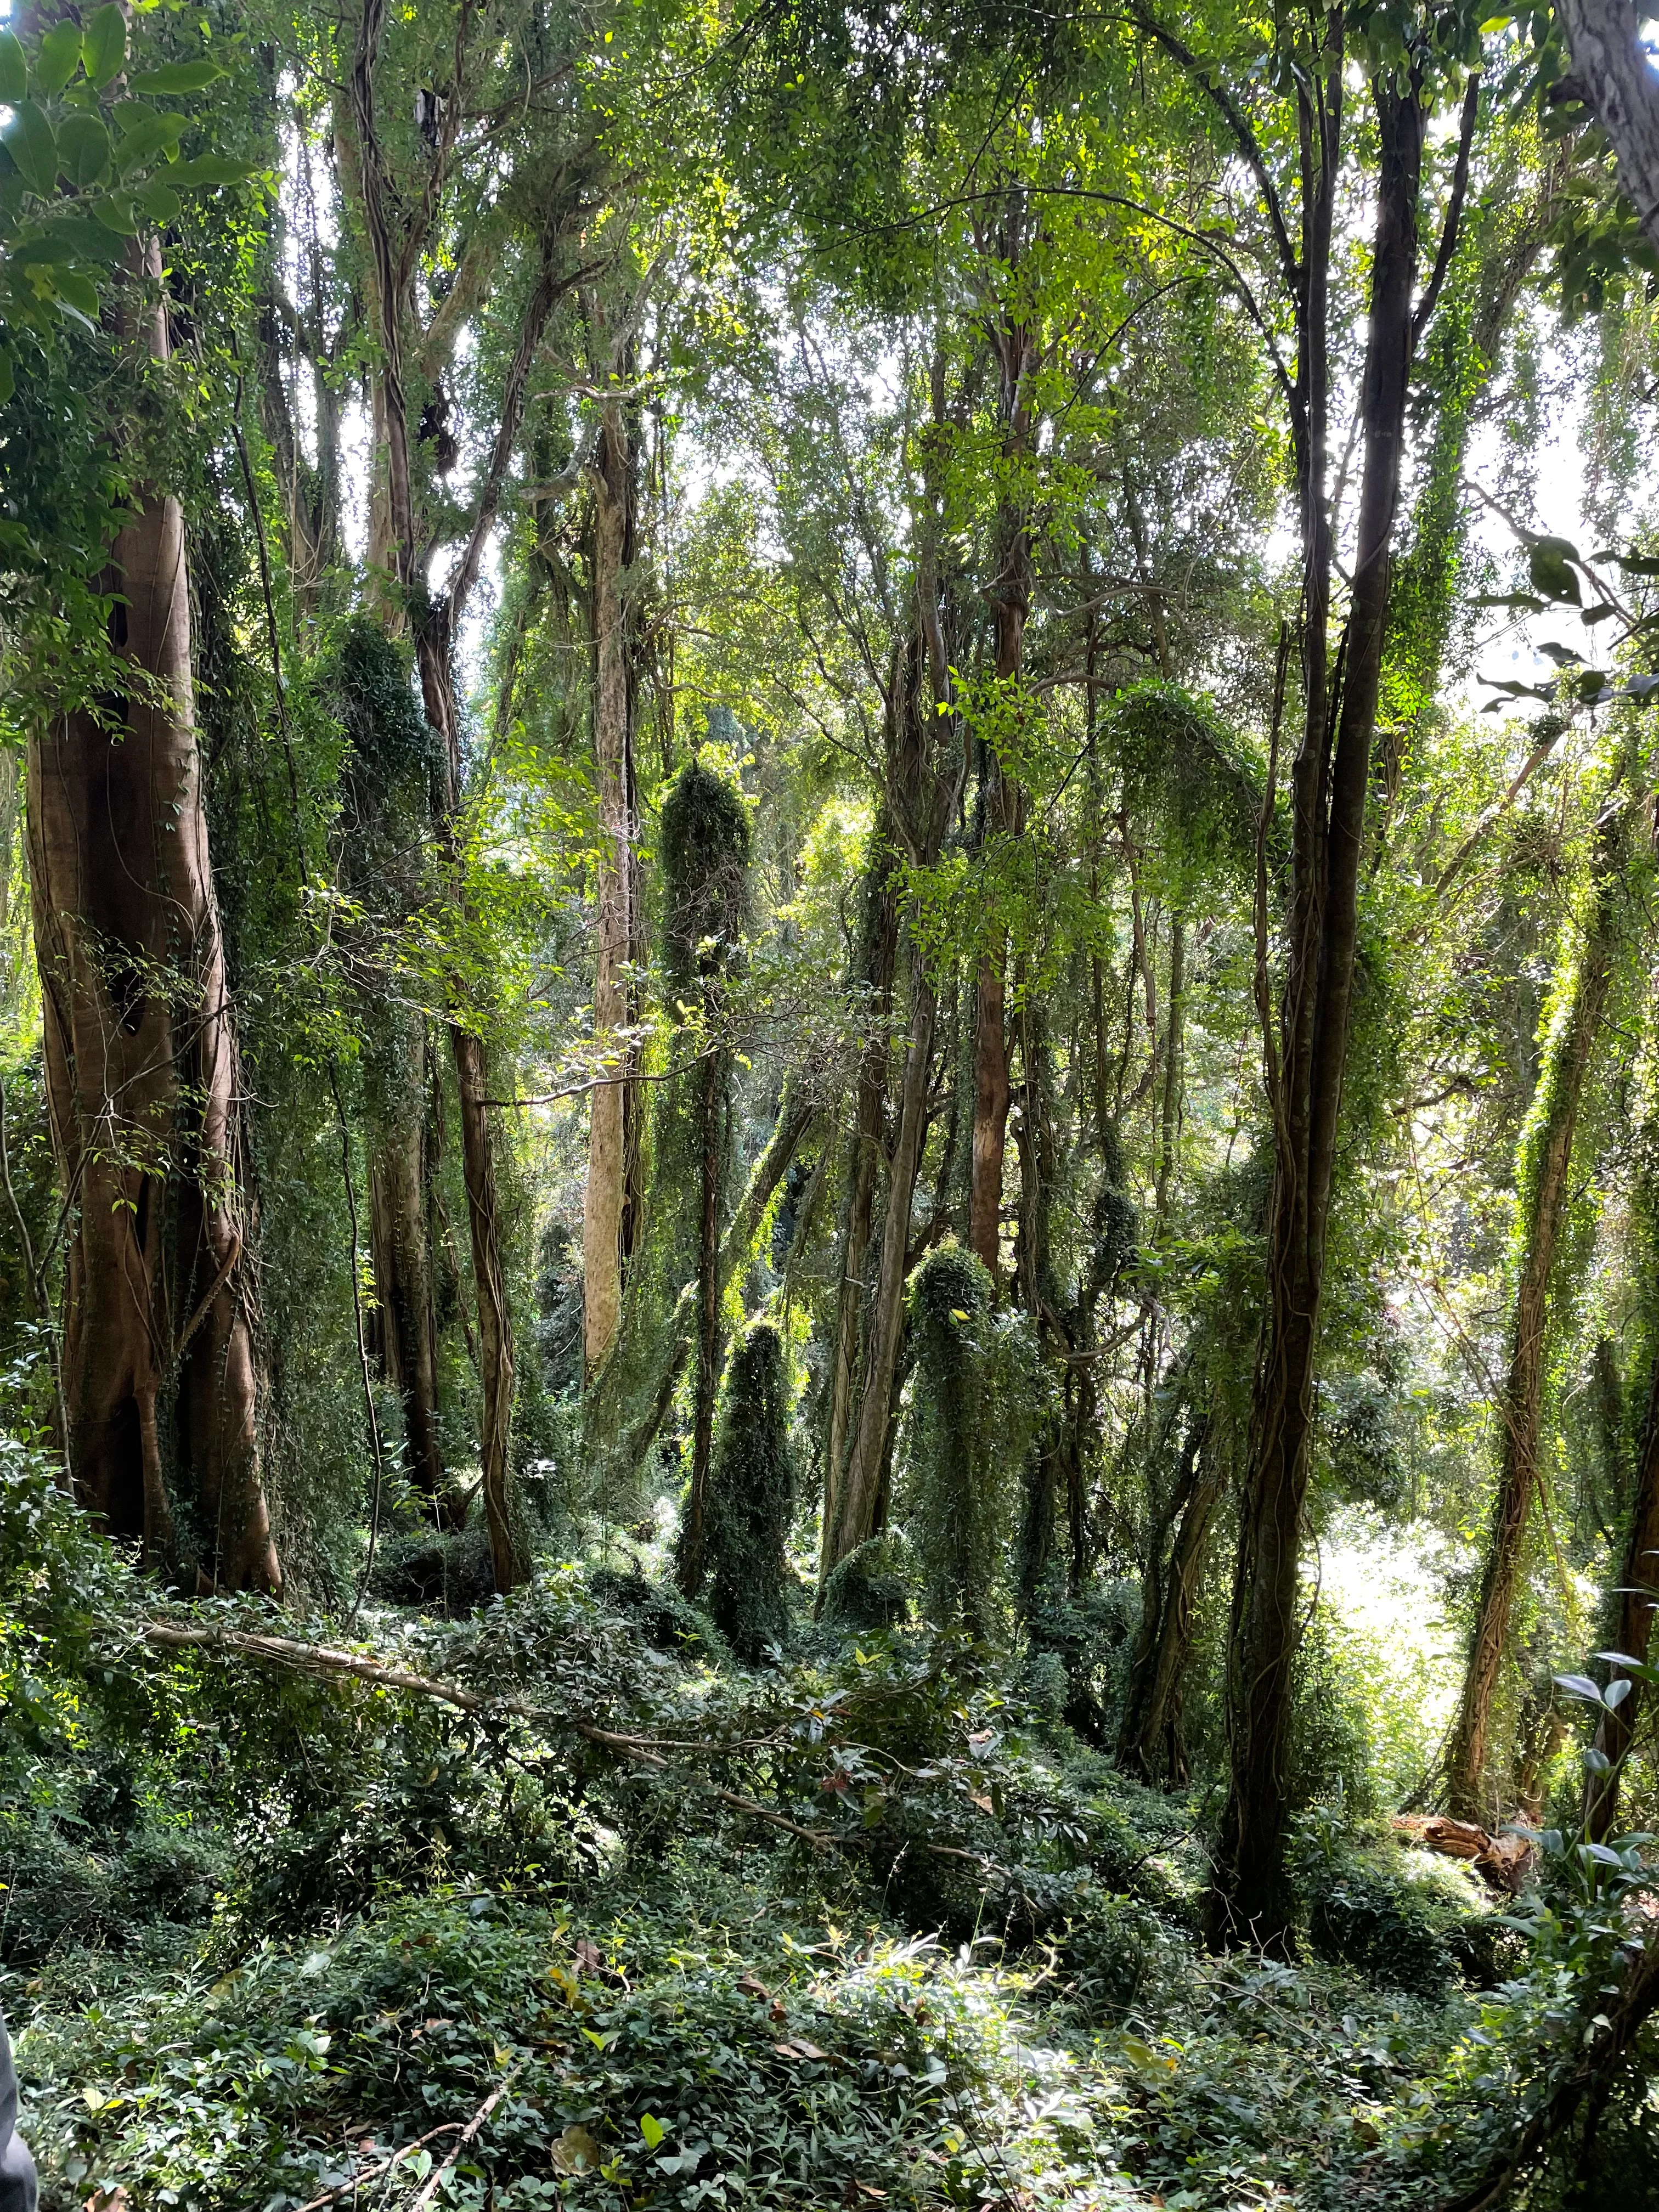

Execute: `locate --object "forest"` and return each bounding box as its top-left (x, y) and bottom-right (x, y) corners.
top-left (10, 0), bottom-right (1659, 2202)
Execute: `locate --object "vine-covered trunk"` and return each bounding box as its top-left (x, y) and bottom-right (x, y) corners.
top-left (583, 392), bottom-right (641, 1377)
top-left (1217, 66), bottom-right (1423, 1946)
top-left (1447, 828), bottom-right (1620, 1821)
top-left (29, 275), bottom-right (279, 1588)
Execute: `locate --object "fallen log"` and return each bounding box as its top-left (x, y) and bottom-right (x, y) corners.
top-left (1391, 1813), bottom-right (1533, 1895)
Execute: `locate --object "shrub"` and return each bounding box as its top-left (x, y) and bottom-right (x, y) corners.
top-left (899, 1244), bottom-right (1014, 1640)
top-left (820, 1533), bottom-right (909, 1634)
top-left (701, 1322), bottom-right (795, 1660)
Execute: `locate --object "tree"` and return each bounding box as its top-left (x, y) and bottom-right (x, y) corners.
top-left (1447, 776), bottom-right (1626, 1821)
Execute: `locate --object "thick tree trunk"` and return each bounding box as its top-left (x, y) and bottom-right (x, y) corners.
top-left (366, 1021), bottom-right (443, 1503)
top-left (823, 960), bottom-right (937, 1568)
top-left (29, 276), bottom-right (279, 1588)
top-left (583, 393), bottom-right (640, 1377)
top-left (1559, 0), bottom-right (1659, 256)
top-left (819, 839), bottom-right (900, 1581)
top-left (1447, 833), bottom-right (1620, 1821)
top-left (1216, 65), bottom-right (1421, 1947)
top-left (1587, 1343), bottom-right (1659, 1842)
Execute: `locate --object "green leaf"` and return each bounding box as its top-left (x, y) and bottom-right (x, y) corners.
top-left (1615, 552), bottom-right (1659, 577)
top-left (87, 191), bottom-right (139, 234)
top-left (53, 266), bottom-right (100, 323)
top-left (0, 347), bottom-right (13, 407)
top-left (126, 60), bottom-right (227, 96)
top-left (57, 112), bottom-right (113, 190)
top-left (1604, 1676), bottom-right (1633, 1709)
top-left (0, 29), bottom-right (27, 104)
top-left (114, 110), bottom-right (185, 174)
top-left (35, 20), bottom-right (84, 95)
top-left (131, 177), bottom-right (180, 223)
top-left (1581, 603), bottom-right (1618, 624)
top-left (1529, 536), bottom-right (1583, 603)
top-left (1554, 1672), bottom-right (1604, 1704)
top-left (639, 2115), bottom-right (665, 2149)
top-left (2, 103), bottom-right (59, 198)
top-left (82, 5), bottom-right (128, 91)
top-left (167, 153), bottom-right (257, 188)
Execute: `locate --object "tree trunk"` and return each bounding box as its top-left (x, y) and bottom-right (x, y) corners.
top-left (1587, 1341), bottom-right (1659, 1842)
top-left (348, 0), bottom-right (576, 1589)
top-left (416, 637), bottom-right (527, 1592)
top-left (678, 1047), bottom-right (726, 1597)
top-left (583, 390), bottom-right (641, 1378)
top-left (1559, 0), bottom-right (1659, 257)
top-left (29, 258), bottom-right (278, 1590)
top-left (1446, 825), bottom-right (1621, 1820)
top-left (1121, 1415), bottom-right (1220, 1785)
top-left (966, 293), bottom-right (1035, 1289)
top-left (366, 1020), bottom-right (444, 1502)
top-left (823, 958), bottom-right (937, 1569)
top-left (819, 837), bottom-right (900, 1582)
top-left (1216, 63), bottom-right (1422, 1948)
top-left (1154, 913), bottom-right (1185, 1226)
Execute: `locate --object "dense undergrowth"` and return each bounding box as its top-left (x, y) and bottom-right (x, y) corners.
top-left (3, 1447), bottom-right (1656, 2212)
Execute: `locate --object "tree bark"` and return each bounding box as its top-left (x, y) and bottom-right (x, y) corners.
top-left (823, 960), bottom-right (937, 1568)
top-left (819, 838), bottom-right (900, 1582)
top-left (1558, 0), bottom-right (1659, 254)
top-left (29, 254), bottom-right (278, 1590)
top-left (1444, 821), bottom-right (1621, 1819)
top-left (1120, 1415), bottom-right (1218, 1785)
top-left (1216, 58), bottom-right (1423, 1948)
top-left (966, 286), bottom-right (1035, 1288)
top-left (366, 1020), bottom-right (444, 1502)
top-left (583, 374), bottom-right (641, 1378)
top-left (1586, 1340), bottom-right (1659, 1842)
top-left (677, 1047), bottom-right (726, 1598)
top-left (416, 636), bottom-right (527, 1593)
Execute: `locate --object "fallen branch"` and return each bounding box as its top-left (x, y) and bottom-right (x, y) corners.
top-left (411, 2069), bottom-right (519, 2212)
top-left (291, 2122), bottom-right (461, 2212)
top-left (131, 1618), bottom-right (1015, 1881)
top-left (134, 1621), bottom-right (834, 1850)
